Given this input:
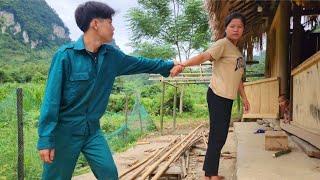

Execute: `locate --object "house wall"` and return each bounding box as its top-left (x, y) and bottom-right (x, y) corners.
top-left (291, 51), bottom-right (320, 135)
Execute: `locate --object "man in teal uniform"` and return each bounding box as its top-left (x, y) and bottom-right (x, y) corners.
top-left (37, 1), bottom-right (182, 179)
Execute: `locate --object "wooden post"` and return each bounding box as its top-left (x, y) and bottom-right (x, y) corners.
top-left (16, 88), bottom-right (24, 180)
top-left (173, 86), bottom-right (177, 131)
top-left (278, 1), bottom-right (290, 95)
top-left (265, 31), bottom-right (271, 78)
top-left (160, 81), bottom-right (165, 135)
top-left (291, 2), bottom-right (303, 70)
top-left (179, 85), bottom-right (184, 114)
top-left (290, 2), bottom-right (303, 121)
top-left (139, 106), bottom-right (143, 133)
top-left (125, 94), bottom-right (129, 137)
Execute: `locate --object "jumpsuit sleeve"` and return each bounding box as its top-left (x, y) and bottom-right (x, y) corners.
top-left (37, 51), bottom-right (65, 150)
top-left (114, 48), bottom-right (174, 77)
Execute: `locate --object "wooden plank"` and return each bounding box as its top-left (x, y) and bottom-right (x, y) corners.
top-left (242, 113), bottom-right (278, 119)
top-left (270, 79), bottom-right (279, 115)
top-left (291, 51), bottom-right (320, 75)
top-left (280, 121), bottom-right (320, 149)
top-left (291, 135), bottom-right (320, 158)
top-left (244, 77), bottom-right (278, 86)
top-left (260, 82), bottom-right (269, 114)
top-left (292, 58), bottom-right (320, 135)
top-left (291, 121), bottom-right (320, 136)
top-left (252, 84), bottom-right (261, 114)
top-left (244, 77), bottom-right (279, 119)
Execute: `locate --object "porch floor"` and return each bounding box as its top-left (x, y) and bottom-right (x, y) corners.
top-left (234, 122), bottom-right (320, 180)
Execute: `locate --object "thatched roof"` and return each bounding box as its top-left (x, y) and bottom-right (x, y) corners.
top-left (205, 0), bottom-right (320, 51)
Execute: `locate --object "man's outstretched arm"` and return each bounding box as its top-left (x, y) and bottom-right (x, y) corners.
top-left (115, 49), bottom-right (176, 77)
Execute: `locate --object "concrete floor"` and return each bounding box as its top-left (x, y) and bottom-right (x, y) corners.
top-left (234, 122), bottom-right (320, 180)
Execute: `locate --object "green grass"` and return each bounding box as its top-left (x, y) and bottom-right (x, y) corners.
top-left (0, 82), bottom-right (243, 178)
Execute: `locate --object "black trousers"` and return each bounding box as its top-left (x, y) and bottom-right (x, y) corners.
top-left (203, 88), bottom-right (233, 176)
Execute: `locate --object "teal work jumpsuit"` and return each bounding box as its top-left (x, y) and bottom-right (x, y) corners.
top-left (37, 36), bottom-right (174, 180)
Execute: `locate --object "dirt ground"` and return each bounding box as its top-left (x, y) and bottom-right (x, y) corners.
top-left (73, 119), bottom-right (237, 180)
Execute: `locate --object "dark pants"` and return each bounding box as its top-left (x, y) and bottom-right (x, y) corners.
top-left (42, 128), bottom-right (118, 180)
top-left (203, 88), bottom-right (233, 176)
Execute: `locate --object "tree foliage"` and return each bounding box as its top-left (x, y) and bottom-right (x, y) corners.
top-left (131, 42), bottom-right (176, 59)
top-left (127, 0), bottom-right (211, 61)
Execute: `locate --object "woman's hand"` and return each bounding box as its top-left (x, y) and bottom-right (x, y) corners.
top-left (242, 98), bottom-right (250, 114)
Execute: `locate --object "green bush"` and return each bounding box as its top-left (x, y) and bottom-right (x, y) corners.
top-left (107, 94), bottom-right (134, 113)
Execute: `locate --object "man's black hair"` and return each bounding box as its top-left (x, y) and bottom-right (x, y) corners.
top-left (75, 1), bottom-right (115, 32)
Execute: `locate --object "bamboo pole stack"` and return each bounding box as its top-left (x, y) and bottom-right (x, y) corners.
top-left (119, 124), bottom-right (207, 180)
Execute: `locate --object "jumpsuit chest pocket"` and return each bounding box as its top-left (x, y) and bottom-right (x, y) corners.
top-left (69, 72), bottom-right (91, 81)
top-left (63, 72), bottom-right (94, 101)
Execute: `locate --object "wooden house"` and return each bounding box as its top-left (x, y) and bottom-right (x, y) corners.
top-left (205, 0), bottom-right (320, 148)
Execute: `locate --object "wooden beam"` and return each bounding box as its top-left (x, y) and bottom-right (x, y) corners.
top-left (281, 121), bottom-right (320, 149)
top-left (232, 1), bottom-right (255, 13)
top-left (246, 73), bottom-right (265, 78)
top-left (175, 82), bottom-right (210, 85)
top-left (291, 51), bottom-right (320, 76)
top-left (246, 12), bottom-right (261, 24)
top-left (150, 77), bottom-right (211, 81)
top-left (230, 0), bottom-right (243, 10)
top-left (300, 8), bottom-right (320, 15)
top-left (242, 8), bottom-right (257, 18)
top-left (244, 77), bottom-right (278, 86)
top-left (290, 136), bottom-right (320, 158)
top-left (242, 113), bottom-right (278, 119)
top-left (164, 81), bottom-right (178, 88)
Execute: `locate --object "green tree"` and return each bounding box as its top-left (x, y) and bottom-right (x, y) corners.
top-left (131, 42), bottom-right (176, 59)
top-left (127, 0), bottom-right (211, 61)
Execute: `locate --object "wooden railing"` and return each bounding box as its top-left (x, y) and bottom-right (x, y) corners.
top-left (243, 77), bottom-right (280, 119)
top-left (291, 51), bottom-right (320, 136)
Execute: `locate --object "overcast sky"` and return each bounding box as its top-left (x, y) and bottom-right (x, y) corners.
top-left (45, 0), bottom-right (138, 53)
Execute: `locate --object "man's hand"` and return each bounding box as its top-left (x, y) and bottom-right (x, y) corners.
top-left (39, 149), bottom-right (55, 163)
top-left (242, 98), bottom-right (250, 114)
top-left (170, 61), bottom-right (185, 77)
top-left (170, 65), bottom-right (184, 77)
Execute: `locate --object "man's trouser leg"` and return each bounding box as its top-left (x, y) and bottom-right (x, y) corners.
top-left (82, 130), bottom-right (118, 180)
top-left (42, 132), bottom-right (83, 180)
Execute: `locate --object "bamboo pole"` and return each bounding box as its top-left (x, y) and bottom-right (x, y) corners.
top-left (185, 150), bottom-right (190, 170)
top-left (151, 135), bottom-right (201, 180)
top-left (139, 125), bottom-right (203, 179)
top-left (125, 136), bottom-right (180, 180)
top-left (202, 132), bottom-right (208, 148)
top-left (124, 149), bottom-right (163, 180)
top-left (173, 86), bottom-right (177, 131)
top-left (119, 148), bottom-right (161, 178)
top-left (180, 156), bottom-right (187, 178)
top-left (160, 81), bottom-right (165, 135)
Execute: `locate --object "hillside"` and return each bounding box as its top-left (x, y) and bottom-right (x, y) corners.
top-left (0, 0), bottom-right (71, 83)
top-left (0, 0), bottom-right (70, 49)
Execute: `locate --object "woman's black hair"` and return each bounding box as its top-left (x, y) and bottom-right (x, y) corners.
top-left (224, 12), bottom-right (246, 28)
top-left (75, 1), bottom-right (115, 32)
